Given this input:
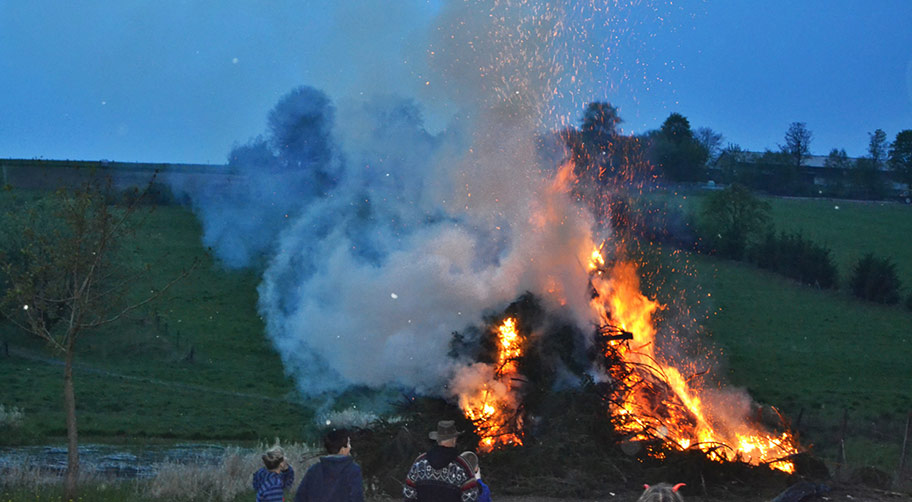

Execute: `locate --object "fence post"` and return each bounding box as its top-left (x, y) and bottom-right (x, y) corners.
top-left (900, 411), bottom-right (911, 478)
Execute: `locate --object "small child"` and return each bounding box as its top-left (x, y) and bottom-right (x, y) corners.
top-left (637, 482), bottom-right (685, 502)
top-left (253, 445), bottom-right (295, 502)
top-left (459, 451), bottom-right (491, 502)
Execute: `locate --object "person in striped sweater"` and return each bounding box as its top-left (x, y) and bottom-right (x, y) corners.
top-left (253, 445), bottom-right (295, 502)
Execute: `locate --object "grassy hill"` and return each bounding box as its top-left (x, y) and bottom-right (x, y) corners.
top-left (0, 191), bottom-right (313, 443)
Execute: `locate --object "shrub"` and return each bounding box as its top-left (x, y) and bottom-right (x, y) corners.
top-left (849, 254), bottom-right (902, 304)
top-left (0, 403), bottom-right (24, 427)
top-left (749, 232), bottom-right (838, 289)
top-left (698, 184), bottom-right (771, 260)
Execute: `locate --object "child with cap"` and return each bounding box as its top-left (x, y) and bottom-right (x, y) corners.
top-left (253, 445), bottom-right (295, 502)
top-left (459, 451), bottom-right (491, 502)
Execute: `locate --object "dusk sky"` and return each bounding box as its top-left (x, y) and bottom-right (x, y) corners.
top-left (1, 0), bottom-right (910, 165)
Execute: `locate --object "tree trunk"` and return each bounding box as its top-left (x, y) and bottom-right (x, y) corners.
top-left (63, 341), bottom-right (79, 502)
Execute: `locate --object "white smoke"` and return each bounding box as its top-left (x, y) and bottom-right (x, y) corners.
top-left (257, 95), bottom-right (598, 396)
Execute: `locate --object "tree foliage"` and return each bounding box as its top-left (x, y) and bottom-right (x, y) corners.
top-left (867, 129), bottom-right (889, 170)
top-left (580, 101), bottom-right (622, 150)
top-left (0, 179), bottom-right (194, 501)
top-left (652, 113), bottom-right (709, 182)
top-left (780, 122), bottom-right (813, 169)
top-left (889, 129), bottom-right (912, 185)
top-left (563, 101), bottom-right (652, 194)
top-left (698, 184), bottom-right (771, 260)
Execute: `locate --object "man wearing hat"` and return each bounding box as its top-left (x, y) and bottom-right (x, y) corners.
top-left (403, 420), bottom-right (479, 502)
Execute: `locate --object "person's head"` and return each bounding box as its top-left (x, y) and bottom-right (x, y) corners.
top-left (262, 446), bottom-right (285, 471)
top-left (324, 428), bottom-right (351, 455)
top-left (459, 451), bottom-right (479, 474)
top-left (637, 483), bottom-right (685, 502)
top-left (428, 420), bottom-right (462, 447)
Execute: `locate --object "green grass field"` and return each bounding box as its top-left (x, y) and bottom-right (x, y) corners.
top-left (1, 187), bottom-right (910, 477)
top-left (652, 189), bottom-right (912, 469)
top-left (0, 192), bottom-right (314, 444)
top-left (667, 191), bottom-right (912, 285)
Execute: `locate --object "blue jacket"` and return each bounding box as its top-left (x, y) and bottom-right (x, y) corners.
top-left (253, 466), bottom-right (295, 502)
top-left (477, 479), bottom-right (491, 502)
top-left (294, 455), bottom-right (364, 502)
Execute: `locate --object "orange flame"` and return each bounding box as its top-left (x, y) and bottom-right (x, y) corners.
top-left (589, 253), bottom-right (799, 472)
top-left (458, 318), bottom-right (525, 453)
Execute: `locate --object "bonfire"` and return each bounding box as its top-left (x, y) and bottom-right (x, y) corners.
top-left (455, 159), bottom-right (800, 474)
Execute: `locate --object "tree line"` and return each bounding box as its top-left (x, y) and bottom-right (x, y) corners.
top-left (562, 102), bottom-right (912, 200)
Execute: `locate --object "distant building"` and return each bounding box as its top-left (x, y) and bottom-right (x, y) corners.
top-left (711, 150), bottom-right (908, 199)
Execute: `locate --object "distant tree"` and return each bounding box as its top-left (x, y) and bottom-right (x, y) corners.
top-left (780, 122), bottom-right (813, 170)
top-left (0, 179), bottom-right (194, 501)
top-left (652, 113), bottom-right (709, 182)
top-left (661, 112), bottom-right (694, 140)
top-left (868, 129), bottom-right (889, 170)
top-left (577, 101), bottom-right (625, 179)
top-left (824, 148), bottom-right (851, 169)
top-left (267, 86), bottom-right (335, 167)
top-left (698, 183), bottom-right (771, 260)
top-left (716, 144), bottom-right (746, 184)
top-left (580, 101), bottom-right (622, 149)
top-left (889, 129), bottom-right (912, 186)
top-left (850, 130), bottom-right (890, 200)
top-left (695, 127), bottom-right (724, 164)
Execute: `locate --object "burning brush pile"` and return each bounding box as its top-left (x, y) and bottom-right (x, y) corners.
top-left (445, 165), bottom-right (800, 479)
top-left (449, 255), bottom-right (801, 475)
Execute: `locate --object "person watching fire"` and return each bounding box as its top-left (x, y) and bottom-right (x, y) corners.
top-left (295, 428), bottom-right (363, 502)
top-left (403, 420), bottom-right (480, 502)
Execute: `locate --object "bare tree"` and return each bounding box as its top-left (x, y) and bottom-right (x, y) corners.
top-left (0, 178), bottom-right (195, 501)
top-left (780, 122), bottom-right (813, 169)
top-left (695, 127), bottom-right (724, 164)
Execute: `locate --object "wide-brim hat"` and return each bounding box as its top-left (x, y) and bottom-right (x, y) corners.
top-left (429, 420), bottom-right (462, 441)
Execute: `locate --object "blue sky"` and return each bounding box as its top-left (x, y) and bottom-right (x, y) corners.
top-left (1, 0), bottom-right (910, 164)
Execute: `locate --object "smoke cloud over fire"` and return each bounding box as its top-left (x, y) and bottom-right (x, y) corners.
top-left (168, 0), bottom-right (798, 469)
top-left (169, 0), bottom-right (612, 396)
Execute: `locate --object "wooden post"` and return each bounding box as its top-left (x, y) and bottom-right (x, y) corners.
top-left (836, 408), bottom-right (848, 479)
top-left (900, 411), bottom-right (911, 476)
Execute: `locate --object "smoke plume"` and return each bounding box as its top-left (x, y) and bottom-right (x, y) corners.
top-left (168, 1), bottom-right (644, 398)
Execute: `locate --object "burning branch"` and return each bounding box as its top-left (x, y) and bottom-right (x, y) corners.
top-left (587, 251), bottom-right (800, 472)
top-left (457, 317), bottom-right (527, 453)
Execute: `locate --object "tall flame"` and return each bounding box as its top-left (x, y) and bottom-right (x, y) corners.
top-left (589, 253), bottom-right (799, 472)
top-left (458, 318), bottom-right (525, 453)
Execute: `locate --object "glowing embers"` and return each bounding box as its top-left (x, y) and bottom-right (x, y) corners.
top-left (458, 318), bottom-right (526, 453)
top-left (589, 248), bottom-right (799, 473)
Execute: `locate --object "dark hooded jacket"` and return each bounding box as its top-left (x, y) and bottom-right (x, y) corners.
top-left (294, 455), bottom-right (363, 502)
top-left (403, 445), bottom-right (479, 502)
